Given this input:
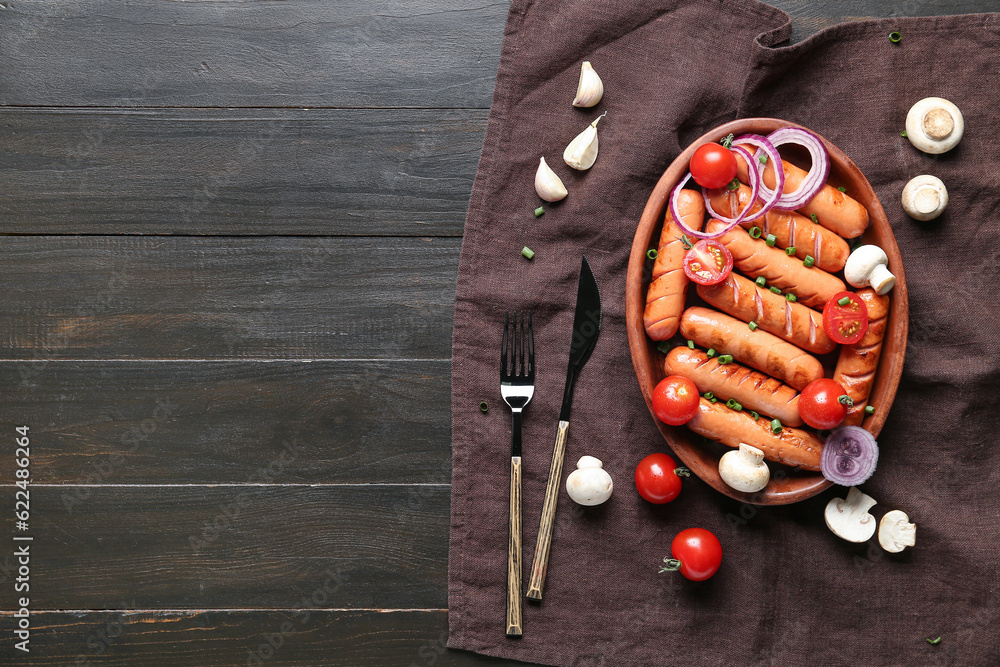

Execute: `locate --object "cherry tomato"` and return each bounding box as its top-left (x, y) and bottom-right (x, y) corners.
top-left (651, 375), bottom-right (700, 425)
top-left (798, 378), bottom-right (850, 430)
top-left (689, 143), bottom-right (738, 189)
top-left (635, 453), bottom-right (684, 504)
top-left (823, 291), bottom-right (869, 345)
top-left (682, 240), bottom-right (733, 286)
top-left (668, 528), bottom-right (723, 581)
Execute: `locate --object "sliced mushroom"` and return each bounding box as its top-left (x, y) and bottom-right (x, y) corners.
top-left (878, 510), bottom-right (916, 553)
top-left (825, 487), bottom-right (877, 543)
top-left (902, 175), bottom-right (948, 221)
top-left (905, 97), bottom-right (964, 154)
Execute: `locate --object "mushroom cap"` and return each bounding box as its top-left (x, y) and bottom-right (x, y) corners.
top-left (905, 97), bottom-right (964, 154)
top-left (878, 509), bottom-right (916, 553)
top-left (901, 175), bottom-right (948, 221)
top-left (844, 245), bottom-right (889, 288)
top-left (565, 461), bottom-right (613, 506)
top-left (824, 487), bottom-right (878, 543)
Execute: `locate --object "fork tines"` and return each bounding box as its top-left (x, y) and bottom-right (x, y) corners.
top-left (501, 311), bottom-right (534, 382)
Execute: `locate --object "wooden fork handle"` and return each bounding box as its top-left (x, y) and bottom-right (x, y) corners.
top-left (506, 456), bottom-right (522, 636)
top-left (526, 420), bottom-right (569, 601)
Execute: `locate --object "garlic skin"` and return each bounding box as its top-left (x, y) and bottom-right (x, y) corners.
top-left (572, 61), bottom-right (604, 108)
top-left (534, 157), bottom-right (568, 202)
top-left (565, 455), bottom-right (613, 506)
top-left (718, 443), bottom-right (770, 493)
top-left (563, 113), bottom-right (605, 171)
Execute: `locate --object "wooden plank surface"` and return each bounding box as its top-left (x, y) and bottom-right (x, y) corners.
top-left (0, 108), bottom-right (485, 236)
top-left (0, 360), bottom-right (451, 484)
top-left (1, 236), bottom-right (459, 360)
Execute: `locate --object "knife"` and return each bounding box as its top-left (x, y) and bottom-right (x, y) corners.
top-left (526, 255), bottom-right (601, 601)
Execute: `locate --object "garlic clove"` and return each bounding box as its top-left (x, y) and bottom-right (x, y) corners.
top-left (572, 61), bottom-right (604, 108)
top-left (534, 157), bottom-right (568, 202)
top-left (565, 455), bottom-right (613, 506)
top-left (901, 175), bottom-right (948, 221)
top-left (718, 443), bottom-right (770, 493)
top-left (563, 113), bottom-right (605, 171)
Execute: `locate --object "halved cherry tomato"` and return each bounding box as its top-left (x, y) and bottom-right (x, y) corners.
top-left (635, 453), bottom-right (685, 504)
top-left (798, 378), bottom-right (850, 430)
top-left (690, 143), bottom-right (738, 189)
top-left (682, 239), bottom-right (733, 286)
top-left (666, 528), bottom-right (723, 581)
top-left (651, 375), bottom-right (699, 426)
top-left (823, 291), bottom-right (869, 345)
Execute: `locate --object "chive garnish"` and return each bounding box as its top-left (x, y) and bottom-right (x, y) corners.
top-left (687, 339), bottom-right (695, 349)
top-left (901, 130), bottom-right (908, 138)
top-left (837, 296), bottom-right (851, 306)
top-left (756, 276), bottom-right (766, 287)
top-left (769, 286), bottom-right (781, 294)
top-left (865, 404), bottom-right (875, 415)
top-left (749, 411), bottom-right (760, 420)
top-left (749, 321), bottom-right (758, 331)
top-left (657, 341), bottom-right (672, 354)
top-left (749, 226), bottom-right (762, 239)
top-left (704, 391), bottom-right (714, 400)
top-left (479, 401), bottom-right (489, 413)
top-left (718, 354), bottom-right (733, 364)
top-left (889, 31), bottom-right (902, 43)
top-left (837, 186), bottom-right (846, 193)
top-left (647, 248), bottom-right (658, 260)
top-left (522, 246), bottom-right (535, 260)
top-left (765, 234), bottom-right (776, 247)
top-left (759, 154), bottom-right (768, 164)
top-left (771, 419), bottom-right (782, 434)
top-left (803, 255), bottom-right (815, 268)
top-left (926, 637), bottom-right (942, 645)
top-left (786, 293), bottom-right (797, 302)
top-left (727, 178), bottom-right (740, 191)
top-left (785, 246), bottom-right (796, 256)
top-left (534, 206), bottom-right (545, 217)
top-left (810, 213), bottom-right (818, 224)
top-left (726, 399), bottom-right (742, 411)
top-left (706, 348), bottom-right (716, 358)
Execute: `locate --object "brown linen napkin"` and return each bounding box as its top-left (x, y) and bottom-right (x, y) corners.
top-left (449, 2), bottom-right (1000, 665)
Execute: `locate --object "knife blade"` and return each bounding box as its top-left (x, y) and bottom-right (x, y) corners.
top-left (526, 255), bottom-right (601, 601)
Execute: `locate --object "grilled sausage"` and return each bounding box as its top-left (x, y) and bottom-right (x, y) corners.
top-left (705, 219), bottom-right (846, 309)
top-left (735, 154), bottom-right (869, 239)
top-left (687, 398), bottom-right (823, 470)
top-left (664, 346), bottom-right (802, 426)
top-left (707, 184), bottom-right (849, 272)
top-left (679, 306), bottom-right (823, 390)
top-left (697, 273), bottom-right (837, 355)
top-left (833, 288), bottom-right (890, 425)
top-left (643, 189), bottom-right (705, 340)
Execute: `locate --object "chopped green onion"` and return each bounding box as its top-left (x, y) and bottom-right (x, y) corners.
top-left (901, 130), bottom-right (908, 138)
top-left (718, 354), bottom-right (733, 364)
top-left (749, 411), bottom-right (760, 420)
top-left (647, 248), bottom-right (658, 260)
top-left (726, 398), bottom-right (742, 411)
top-left (838, 395), bottom-right (855, 406)
top-left (748, 321), bottom-right (758, 331)
top-left (721, 133), bottom-right (734, 149)
top-left (706, 348), bottom-right (716, 358)
top-left (889, 31), bottom-right (902, 43)
top-left (837, 186), bottom-right (846, 193)
top-left (785, 293), bottom-right (797, 302)
top-left (765, 234), bottom-right (776, 247)
top-left (657, 341), bottom-right (672, 354)
top-left (803, 255), bottom-right (815, 268)
top-left (521, 246), bottom-right (535, 260)
top-left (810, 213), bottom-right (818, 224)
top-left (704, 391), bottom-right (714, 400)
top-left (687, 339), bottom-right (695, 349)
top-left (726, 178), bottom-right (740, 191)
top-left (534, 206), bottom-right (545, 217)
top-left (709, 397), bottom-right (718, 403)
top-left (759, 154), bottom-right (768, 165)
top-left (865, 404), bottom-right (875, 415)
top-left (837, 296), bottom-right (851, 306)
top-left (769, 286), bottom-right (781, 294)
top-left (749, 227), bottom-right (762, 239)
top-left (926, 637), bottom-right (942, 646)
top-left (770, 419), bottom-right (782, 434)
top-left (755, 276), bottom-right (767, 287)
top-left (785, 246), bottom-right (796, 256)
top-left (479, 401), bottom-right (489, 413)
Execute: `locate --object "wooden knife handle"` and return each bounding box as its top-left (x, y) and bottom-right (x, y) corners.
top-left (506, 456), bottom-right (522, 636)
top-left (526, 420), bottom-right (569, 601)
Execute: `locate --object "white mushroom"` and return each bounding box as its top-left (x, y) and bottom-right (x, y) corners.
top-left (844, 245), bottom-right (896, 295)
top-left (905, 97), bottom-right (964, 154)
top-left (901, 175), bottom-right (948, 221)
top-left (878, 510), bottom-right (916, 553)
top-left (825, 487), bottom-right (878, 543)
top-left (565, 456), bottom-right (613, 506)
top-left (718, 443), bottom-right (770, 493)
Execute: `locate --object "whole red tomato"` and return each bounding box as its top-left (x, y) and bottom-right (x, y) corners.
top-left (799, 378), bottom-right (850, 429)
top-left (689, 143), bottom-right (738, 189)
top-left (663, 528), bottom-right (723, 581)
top-left (635, 453), bottom-right (685, 504)
top-left (651, 375), bottom-right (699, 426)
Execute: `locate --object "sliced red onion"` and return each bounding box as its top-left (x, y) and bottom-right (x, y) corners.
top-left (730, 134), bottom-right (784, 223)
top-left (669, 172), bottom-right (736, 240)
top-left (821, 426), bottom-right (879, 486)
top-left (702, 145), bottom-right (760, 229)
top-left (764, 127), bottom-right (830, 210)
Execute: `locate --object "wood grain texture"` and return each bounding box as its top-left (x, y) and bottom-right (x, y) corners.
top-left (1, 236), bottom-right (458, 360)
top-left (0, 360), bottom-right (450, 484)
top-left (0, 0), bottom-right (506, 108)
top-left (505, 456), bottom-right (522, 636)
top-left (0, 610), bottom-right (521, 666)
top-left (7, 485), bottom-right (450, 610)
top-left (0, 108), bottom-right (485, 236)
top-left (525, 421), bottom-right (568, 601)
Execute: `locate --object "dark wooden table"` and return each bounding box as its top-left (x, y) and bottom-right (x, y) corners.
top-left (0, 1), bottom-right (990, 664)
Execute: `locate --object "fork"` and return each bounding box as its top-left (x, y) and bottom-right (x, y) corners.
top-left (501, 310), bottom-right (534, 637)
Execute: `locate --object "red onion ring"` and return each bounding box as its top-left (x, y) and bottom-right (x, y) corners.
top-left (669, 172), bottom-right (738, 240)
top-left (731, 134), bottom-right (784, 222)
top-left (763, 127), bottom-right (830, 210)
top-left (821, 426), bottom-right (879, 486)
top-left (702, 145), bottom-right (760, 229)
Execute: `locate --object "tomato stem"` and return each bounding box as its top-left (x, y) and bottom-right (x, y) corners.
top-left (674, 467), bottom-right (691, 478)
top-left (659, 558), bottom-right (682, 573)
